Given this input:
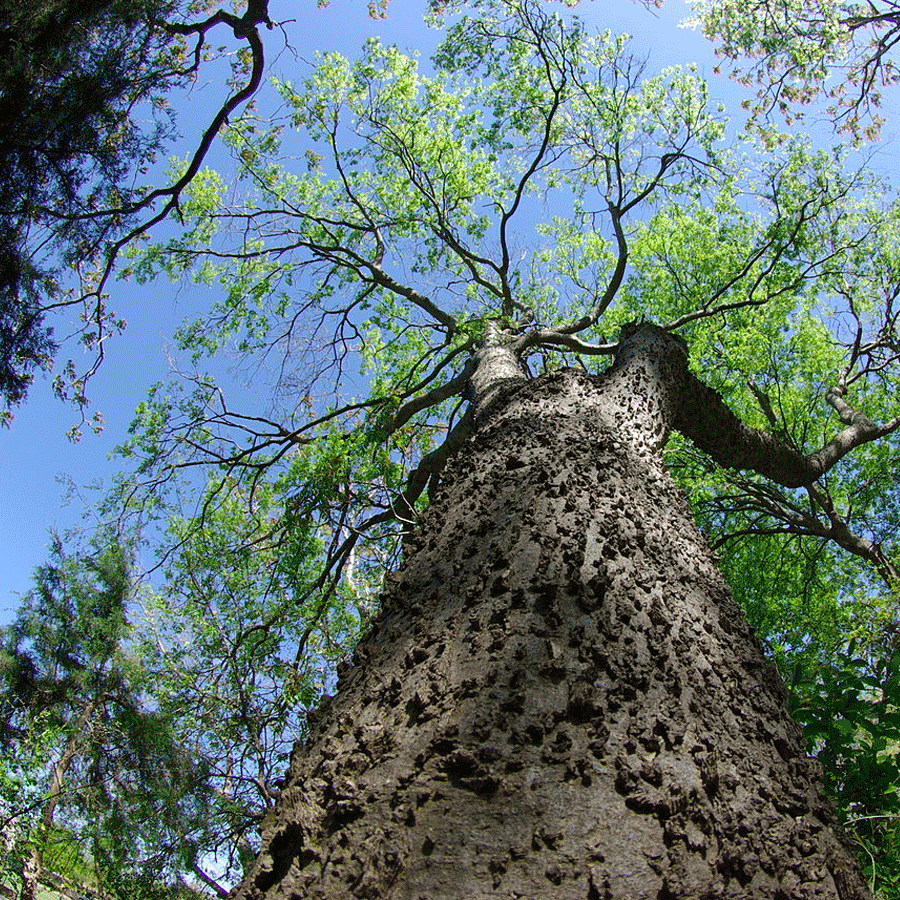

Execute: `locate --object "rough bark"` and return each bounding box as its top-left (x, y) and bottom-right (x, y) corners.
top-left (231, 326), bottom-right (871, 900)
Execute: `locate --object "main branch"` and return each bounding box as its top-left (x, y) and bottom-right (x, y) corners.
top-left (677, 372), bottom-right (900, 489)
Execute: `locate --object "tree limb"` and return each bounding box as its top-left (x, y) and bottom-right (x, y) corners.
top-left (677, 372), bottom-right (900, 489)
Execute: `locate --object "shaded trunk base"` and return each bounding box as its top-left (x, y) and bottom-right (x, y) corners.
top-left (234, 369), bottom-right (870, 900)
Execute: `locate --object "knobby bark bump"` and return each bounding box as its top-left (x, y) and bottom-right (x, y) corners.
top-left (232, 325), bottom-right (871, 900)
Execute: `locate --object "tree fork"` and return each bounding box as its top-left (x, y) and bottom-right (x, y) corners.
top-left (232, 325), bottom-right (871, 899)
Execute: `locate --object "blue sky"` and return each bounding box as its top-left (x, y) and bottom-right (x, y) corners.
top-left (1, 0), bottom-right (872, 619)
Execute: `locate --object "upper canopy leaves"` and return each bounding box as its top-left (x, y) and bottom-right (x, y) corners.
top-left (122, 0), bottom-right (898, 593)
top-left (686, 0), bottom-right (900, 141)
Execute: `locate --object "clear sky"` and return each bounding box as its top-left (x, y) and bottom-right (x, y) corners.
top-left (2, 0), bottom-right (878, 620)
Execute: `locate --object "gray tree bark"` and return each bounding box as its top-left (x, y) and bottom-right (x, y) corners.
top-left (231, 324), bottom-right (871, 899)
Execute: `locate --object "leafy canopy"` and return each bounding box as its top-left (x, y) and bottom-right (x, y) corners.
top-left (685, 0), bottom-right (900, 140)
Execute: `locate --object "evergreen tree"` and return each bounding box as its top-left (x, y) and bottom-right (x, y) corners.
top-left (0, 533), bottom-right (209, 899)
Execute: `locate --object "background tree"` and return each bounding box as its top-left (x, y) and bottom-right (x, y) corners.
top-left (0, 531), bottom-right (213, 899)
top-left (131, 479), bottom-right (375, 889)
top-left (0, 478), bottom-right (380, 897)
top-left (0, 0), bottom-right (275, 425)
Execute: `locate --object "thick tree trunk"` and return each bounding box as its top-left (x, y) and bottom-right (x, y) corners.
top-left (232, 327), bottom-right (870, 899)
